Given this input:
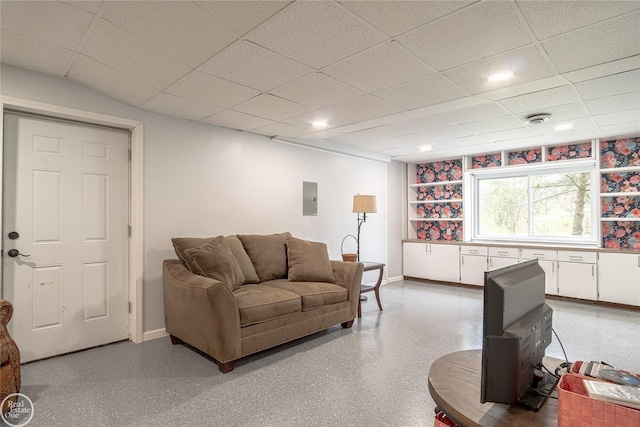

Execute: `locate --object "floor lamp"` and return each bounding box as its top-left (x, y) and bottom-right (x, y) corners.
top-left (353, 194), bottom-right (377, 262)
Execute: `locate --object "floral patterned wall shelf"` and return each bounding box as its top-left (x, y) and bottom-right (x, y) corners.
top-left (416, 220), bottom-right (463, 241)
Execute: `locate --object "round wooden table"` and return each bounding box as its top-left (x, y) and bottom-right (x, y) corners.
top-left (428, 350), bottom-right (561, 427)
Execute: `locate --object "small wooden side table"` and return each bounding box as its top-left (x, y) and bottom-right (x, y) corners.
top-left (357, 261), bottom-right (385, 318)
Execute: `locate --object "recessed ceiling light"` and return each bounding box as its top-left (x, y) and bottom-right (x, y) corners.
top-left (419, 145), bottom-right (432, 152)
top-left (555, 123), bottom-right (573, 131)
top-left (311, 120), bottom-right (328, 128)
top-left (487, 71), bottom-right (513, 82)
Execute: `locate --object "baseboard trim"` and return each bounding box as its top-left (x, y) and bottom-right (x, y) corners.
top-left (386, 275), bottom-right (404, 284)
top-left (143, 328), bottom-right (168, 342)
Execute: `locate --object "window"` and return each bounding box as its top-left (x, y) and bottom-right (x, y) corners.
top-left (469, 161), bottom-right (597, 245)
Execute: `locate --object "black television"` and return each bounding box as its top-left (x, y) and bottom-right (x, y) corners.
top-left (480, 259), bottom-right (558, 411)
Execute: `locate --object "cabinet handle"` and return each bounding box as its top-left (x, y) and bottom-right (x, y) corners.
top-left (497, 251), bottom-right (508, 255)
top-left (569, 256), bottom-right (583, 261)
top-left (532, 253), bottom-right (545, 258)
top-left (490, 258), bottom-right (493, 268)
top-left (461, 255), bottom-right (464, 266)
top-left (592, 265), bottom-right (595, 277)
top-left (552, 263), bottom-right (555, 273)
top-left (469, 249), bottom-right (478, 254)
top-left (638, 256), bottom-right (640, 268)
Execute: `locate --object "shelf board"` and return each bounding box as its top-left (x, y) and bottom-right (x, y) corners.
top-left (600, 166), bottom-right (640, 174)
top-left (410, 218), bottom-right (463, 222)
top-left (600, 218), bottom-right (640, 222)
top-left (409, 180), bottom-right (463, 187)
top-left (601, 192), bottom-right (640, 197)
top-left (409, 199), bottom-right (463, 204)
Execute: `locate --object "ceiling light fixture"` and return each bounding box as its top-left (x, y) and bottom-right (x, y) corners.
top-left (419, 145), bottom-right (432, 152)
top-left (312, 120), bottom-right (328, 128)
top-left (487, 71), bottom-right (514, 82)
top-left (555, 123), bottom-right (573, 131)
top-left (525, 114), bottom-right (551, 125)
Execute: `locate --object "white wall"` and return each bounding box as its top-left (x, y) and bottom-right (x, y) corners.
top-left (0, 64), bottom-right (394, 333)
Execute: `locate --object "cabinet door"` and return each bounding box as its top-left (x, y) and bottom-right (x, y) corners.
top-left (558, 262), bottom-right (597, 300)
top-left (428, 244), bottom-right (460, 283)
top-left (403, 242), bottom-right (428, 279)
top-left (598, 253), bottom-right (640, 306)
top-left (538, 259), bottom-right (558, 295)
top-left (460, 254), bottom-right (487, 286)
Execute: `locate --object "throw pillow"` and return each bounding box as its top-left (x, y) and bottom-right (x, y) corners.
top-left (184, 237), bottom-right (245, 291)
top-left (171, 236), bottom-right (214, 272)
top-left (224, 235), bottom-right (260, 284)
top-left (287, 236), bottom-right (335, 283)
top-left (237, 233), bottom-right (291, 282)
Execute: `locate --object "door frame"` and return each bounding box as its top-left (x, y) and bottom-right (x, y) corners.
top-left (0, 96), bottom-right (144, 343)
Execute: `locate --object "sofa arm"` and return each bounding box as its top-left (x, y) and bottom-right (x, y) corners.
top-left (163, 260), bottom-right (241, 363)
top-left (331, 261), bottom-right (364, 319)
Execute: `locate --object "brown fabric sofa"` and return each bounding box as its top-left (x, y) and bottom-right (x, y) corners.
top-left (163, 233), bottom-right (364, 373)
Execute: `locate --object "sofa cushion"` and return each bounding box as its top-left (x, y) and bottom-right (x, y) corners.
top-left (237, 233), bottom-right (291, 282)
top-left (224, 235), bottom-right (260, 284)
top-left (233, 285), bottom-right (301, 326)
top-left (286, 237), bottom-right (335, 283)
top-left (262, 280), bottom-right (347, 311)
top-left (184, 237), bottom-right (245, 291)
top-left (171, 236), bottom-right (213, 272)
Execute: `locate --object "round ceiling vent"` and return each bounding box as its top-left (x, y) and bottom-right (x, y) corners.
top-left (525, 114), bottom-right (551, 125)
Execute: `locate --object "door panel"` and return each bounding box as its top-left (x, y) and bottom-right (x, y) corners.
top-left (2, 114), bottom-right (130, 362)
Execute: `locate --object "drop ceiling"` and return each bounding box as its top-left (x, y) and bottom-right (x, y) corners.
top-left (1, 0), bottom-right (639, 162)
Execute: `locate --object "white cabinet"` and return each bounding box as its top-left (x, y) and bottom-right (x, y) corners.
top-left (403, 242), bottom-right (429, 279)
top-left (488, 247), bottom-right (520, 270)
top-left (521, 248), bottom-right (558, 295)
top-left (403, 242), bottom-right (460, 283)
top-left (598, 253), bottom-right (640, 306)
top-left (557, 251), bottom-right (597, 300)
top-left (460, 245), bottom-right (488, 286)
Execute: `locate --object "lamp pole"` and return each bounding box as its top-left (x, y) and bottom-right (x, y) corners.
top-left (356, 212), bottom-right (367, 262)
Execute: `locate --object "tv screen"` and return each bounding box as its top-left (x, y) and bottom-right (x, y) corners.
top-left (481, 259), bottom-right (557, 410)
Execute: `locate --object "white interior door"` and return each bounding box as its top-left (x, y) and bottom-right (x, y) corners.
top-left (2, 114), bottom-right (129, 362)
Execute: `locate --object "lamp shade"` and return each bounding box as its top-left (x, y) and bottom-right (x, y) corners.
top-left (353, 194), bottom-right (377, 213)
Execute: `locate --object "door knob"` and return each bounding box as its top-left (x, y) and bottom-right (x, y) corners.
top-left (8, 231), bottom-right (19, 240)
top-left (7, 249), bottom-right (30, 258)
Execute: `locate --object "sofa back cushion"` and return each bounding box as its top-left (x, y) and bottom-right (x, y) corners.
top-left (286, 237), bottom-right (336, 283)
top-left (184, 237), bottom-right (245, 291)
top-left (237, 233), bottom-right (291, 282)
top-left (171, 235), bottom-right (259, 284)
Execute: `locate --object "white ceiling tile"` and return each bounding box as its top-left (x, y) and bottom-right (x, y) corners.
top-left (202, 110), bottom-right (273, 131)
top-left (282, 110), bottom-right (353, 130)
top-left (479, 76), bottom-right (569, 101)
top-left (0, 31), bottom-right (74, 76)
top-left (387, 115), bottom-right (458, 134)
top-left (102, 2), bottom-right (237, 68)
top-left (433, 103), bottom-right (511, 125)
top-left (397, 2), bottom-right (532, 71)
top-left (270, 73), bottom-right (363, 109)
top-left (517, 1), bottom-right (640, 40)
top-left (323, 41), bottom-right (434, 92)
top-left (82, 19), bottom-right (191, 91)
top-left (542, 127), bottom-right (603, 144)
top-left (166, 71), bottom-right (259, 108)
top-left (0, 1), bottom-right (94, 50)
top-left (232, 94), bottom-right (312, 122)
top-left (599, 122), bottom-right (640, 139)
top-left (358, 135), bottom-right (425, 151)
top-left (68, 55), bottom-right (159, 107)
top-left (481, 126), bottom-right (538, 143)
top-left (374, 74), bottom-right (468, 110)
top-left (562, 56), bottom-right (640, 83)
top-left (416, 126), bottom-right (476, 142)
top-left (585, 92), bottom-right (640, 116)
top-left (494, 136), bottom-right (551, 151)
top-left (340, 1), bottom-right (474, 37)
top-left (194, 1), bottom-right (292, 37)
top-left (306, 122), bottom-right (381, 140)
top-left (199, 41), bottom-right (311, 92)
top-left (593, 109), bottom-right (640, 127)
top-left (343, 124), bottom-right (412, 142)
top-left (542, 12), bottom-right (640, 73)
top-left (444, 45), bottom-right (555, 94)
top-left (327, 133), bottom-right (373, 146)
top-left (252, 122), bottom-right (310, 138)
top-left (575, 70), bottom-right (640, 101)
top-left (462, 116), bottom-right (526, 134)
top-left (499, 86), bottom-right (580, 114)
top-left (142, 94), bottom-right (224, 121)
top-left (322, 96), bottom-right (402, 122)
top-left (532, 117), bottom-right (599, 135)
top-left (246, 1), bottom-right (386, 69)
top-left (520, 103), bottom-right (591, 124)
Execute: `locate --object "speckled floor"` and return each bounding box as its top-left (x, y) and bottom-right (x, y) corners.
top-left (19, 280), bottom-right (640, 426)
